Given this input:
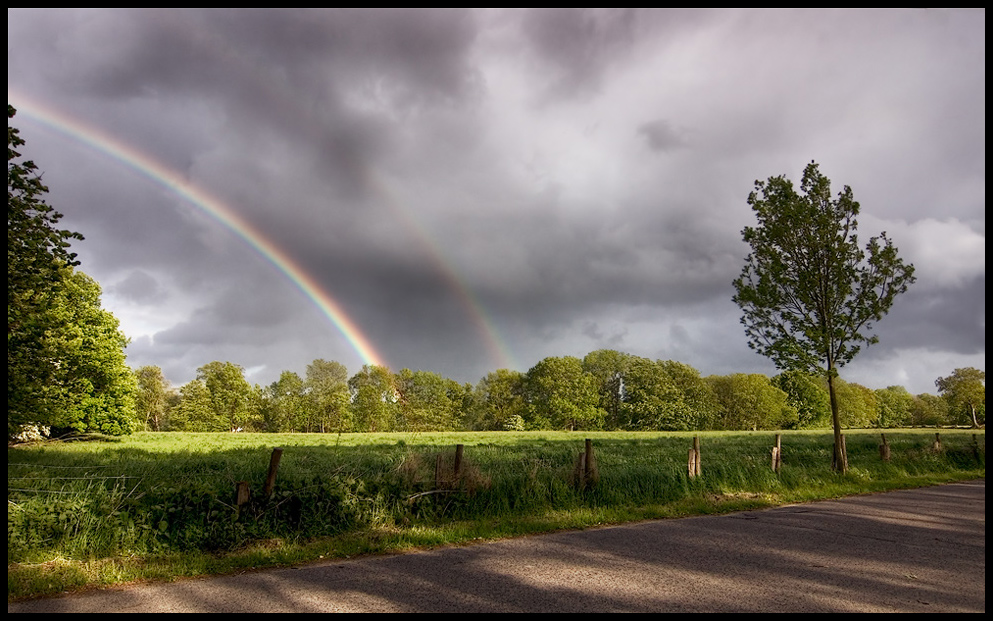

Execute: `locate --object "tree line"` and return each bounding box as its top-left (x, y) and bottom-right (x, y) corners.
top-left (131, 355), bottom-right (985, 434)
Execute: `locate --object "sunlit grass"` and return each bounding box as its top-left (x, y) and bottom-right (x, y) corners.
top-left (8, 428), bottom-right (983, 601)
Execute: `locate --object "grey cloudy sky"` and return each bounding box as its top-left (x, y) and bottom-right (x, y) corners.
top-left (7, 9), bottom-right (985, 395)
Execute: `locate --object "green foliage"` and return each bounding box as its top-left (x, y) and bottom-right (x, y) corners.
top-left (197, 361), bottom-right (255, 431)
top-left (707, 373), bottom-right (797, 431)
top-left (135, 366), bottom-right (171, 432)
top-left (909, 393), bottom-right (950, 427)
top-left (348, 365), bottom-right (397, 432)
top-left (304, 359), bottom-right (351, 433)
top-left (261, 371), bottom-right (305, 432)
top-left (658, 360), bottom-right (721, 429)
top-left (732, 161), bottom-right (916, 469)
top-left (523, 356), bottom-right (605, 431)
top-left (168, 380), bottom-right (220, 432)
top-left (773, 370), bottom-right (831, 429)
top-left (582, 349), bottom-right (634, 429)
top-left (620, 358), bottom-right (685, 430)
top-left (8, 107), bottom-right (137, 437)
top-left (615, 358), bottom-right (717, 431)
top-left (874, 385), bottom-right (915, 428)
top-left (936, 368), bottom-right (985, 428)
top-left (823, 377), bottom-right (880, 429)
top-left (733, 161), bottom-right (916, 375)
top-left (469, 369), bottom-right (527, 431)
top-left (395, 369), bottom-right (465, 432)
top-left (45, 270), bottom-right (140, 435)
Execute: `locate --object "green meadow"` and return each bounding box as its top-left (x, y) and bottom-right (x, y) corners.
top-left (8, 429), bottom-right (984, 601)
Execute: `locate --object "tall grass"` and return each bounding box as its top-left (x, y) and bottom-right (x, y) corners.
top-left (8, 429), bottom-right (984, 599)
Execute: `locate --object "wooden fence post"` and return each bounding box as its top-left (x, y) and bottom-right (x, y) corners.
top-left (933, 433), bottom-right (942, 452)
top-left (879, 434), bottom-right (891, 462)
top-left (771, 434), bottom-right (782, 473)
top-left (574, 439), bottom-right (598, 490)
top-left (235, 481), bottom-right (251, 511)
top-left (688, 436), bottom-right (701, 478)
top-left (264, 448), bottom-right (283, 498)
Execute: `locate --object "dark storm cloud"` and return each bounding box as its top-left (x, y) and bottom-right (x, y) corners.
top-left (7, 9), bottom-right (984, 394)
top-left (108, 270), bottom-right (163, 303)
top-left (519, 8), bottom-right (641, 99)
top-left (637, 119), bottom-right (687, 153)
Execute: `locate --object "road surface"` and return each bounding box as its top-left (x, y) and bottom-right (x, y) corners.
top-left (8, 480), bottom-right (985, 613)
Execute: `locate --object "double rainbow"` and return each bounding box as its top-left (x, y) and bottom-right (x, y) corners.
top-left (10, 93), bottom-right (519, 374)
top-left (11, 94), bottom-right (387, 368)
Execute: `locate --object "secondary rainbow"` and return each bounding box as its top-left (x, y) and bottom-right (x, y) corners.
top-left (10, 93), bottom-right (387, 369)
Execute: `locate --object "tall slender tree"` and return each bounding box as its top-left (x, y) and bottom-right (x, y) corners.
top-left (733, 161), bottom-right (915, 471)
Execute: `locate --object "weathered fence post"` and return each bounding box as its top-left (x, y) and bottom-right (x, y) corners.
top-left (235, 481), bottom-right (251, 512)
top-left (933, 433), bottom-right (942, 452)
top-left (879, 434), bottom-right (891, 462)
top-left (771, 434), bottom-right (782, 473)
top-left (574, 439), bottom-right (598, 490)
top-left (688, 436), bottom-right (702, 478)
top-left (264, 448), bottom-right (283, 498)
top-left (973, 434), bottom-right (983, 463)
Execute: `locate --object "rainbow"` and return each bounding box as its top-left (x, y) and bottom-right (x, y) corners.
top-left (366, 174), bottom-right (519, 371)
top-left (9, 93), bottom-right (387, 369)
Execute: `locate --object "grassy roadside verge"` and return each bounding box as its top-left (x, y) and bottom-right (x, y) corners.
top-left (8, 430), bottom-right (984, 601)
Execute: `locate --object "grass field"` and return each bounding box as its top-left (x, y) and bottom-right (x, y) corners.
top-left (8, 428), bottom-right (984, 601)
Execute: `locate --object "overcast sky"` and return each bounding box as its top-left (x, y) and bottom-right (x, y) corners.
top-left (7, 9), bottom-right (985, 395)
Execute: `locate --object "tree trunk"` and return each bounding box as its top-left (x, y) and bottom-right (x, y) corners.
top-left (827, 369), bottom-right (848, 473)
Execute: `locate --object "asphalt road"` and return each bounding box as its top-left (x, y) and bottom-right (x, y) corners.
top-left (9, 480), bottom-right (985, 613)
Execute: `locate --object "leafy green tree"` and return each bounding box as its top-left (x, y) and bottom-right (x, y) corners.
top-left (8, 105), bottom-right (84, 436)
top-left (135, 365), bottom-right (172, 431)
top-left (582, 349), bottom-right (635, 430)
top-left (874, 385), bottom-right (915, 428)
top-left (936, 367), bottom-right (985, 428)
top-left (394, 369), bottom-right (463, 432)
top-left (909, 393), bottom-right (950, 427)
top-left (197, 361), bottom-right (254, 431)
top-left (263, 370), bottom-right (306, 432)
top-left (348, 365), bottom-right (396, 432)
top-left (707, 373), bottom-right (797, 431)
top-left (304, 359), bottom-right (351, 433)
top-left (822, 377), bottom-right (879, 429)
top-left (524, 356), bottom-right (604, 431)
top-left (773, 370), bottom-right (831, 429)
top-left (619, 357), bottom-right (681, 431)
top-left (658, 360), bottom-right (721, 430)
top-left (41, 270), bottom-right (140, 435)
top-left (170, 379), bottom-right (219, 432)
top-left (469, 369), bottom-right (527, 431)
top-left (732, 161), bottom-right (916, 471)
